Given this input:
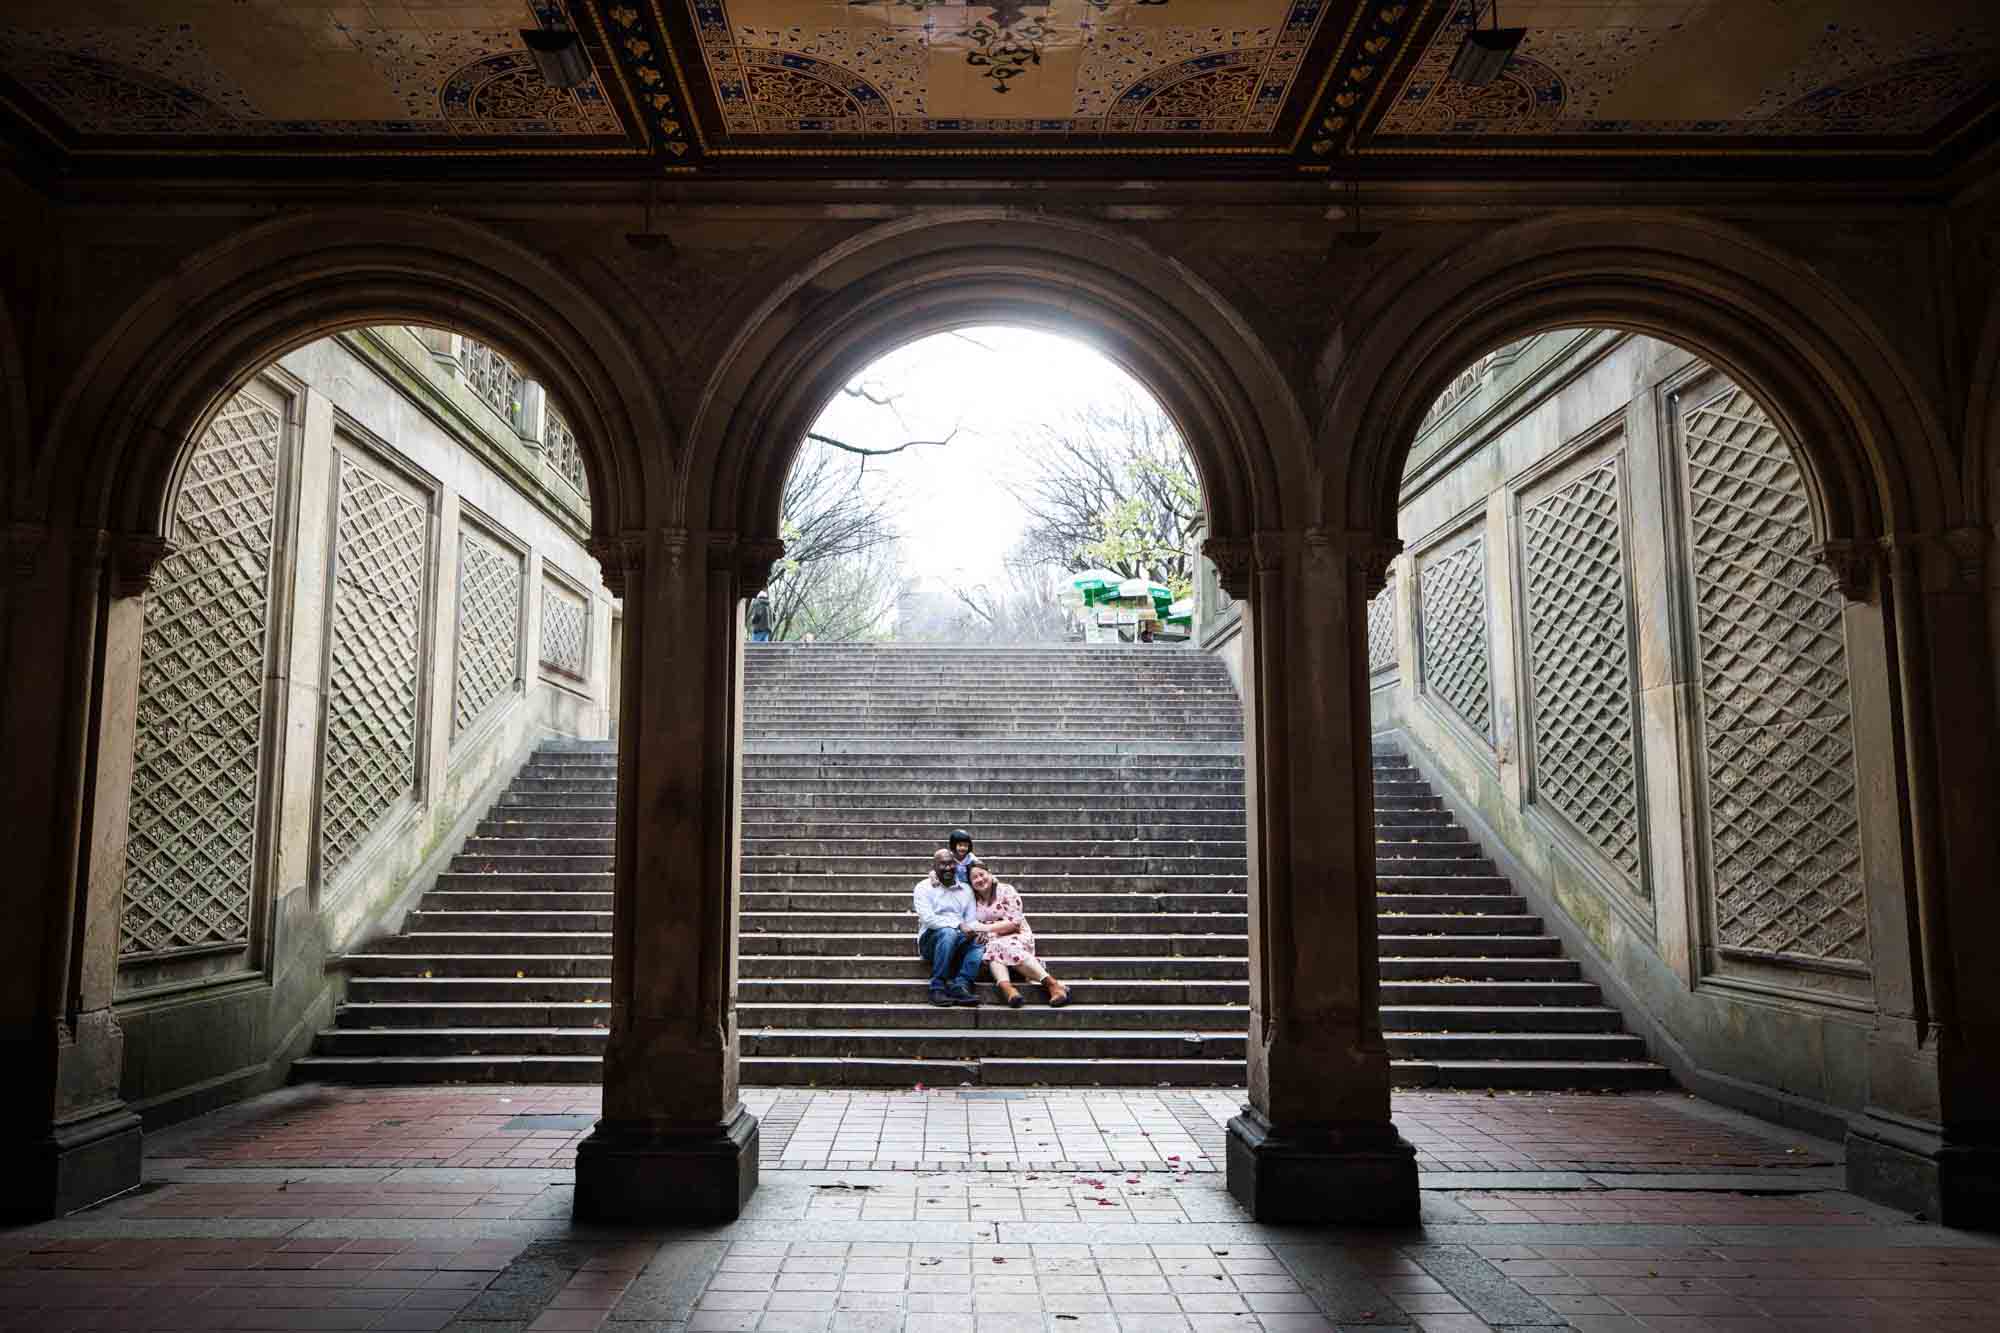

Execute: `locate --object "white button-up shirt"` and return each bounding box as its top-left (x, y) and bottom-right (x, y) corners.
top-left (912, 876), bottom-right (976, 939)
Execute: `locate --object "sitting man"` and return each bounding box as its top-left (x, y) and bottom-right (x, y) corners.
top-left (914, 847), bottom-right (985, 1008)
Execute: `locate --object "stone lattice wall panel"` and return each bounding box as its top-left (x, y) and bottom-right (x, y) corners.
top-left (1680, 384), bottom-right (1868, 968)
top-left (452, 524), bottom-right (523, 739)
top-left (1520, 458), bottom-right (1645, 888)
top-left (320, 453), bottom-right (430, 882)
top-left (1367, 576), bottom-right (1398, 675)
top-left (1418, 537), bottom-right (1491, 739)
top-left (541, 577), bottom-right (589, 679)
top-left (543, 403), bottom-right (588, 502)
top-left (122, 388), bottom-right (282, 958)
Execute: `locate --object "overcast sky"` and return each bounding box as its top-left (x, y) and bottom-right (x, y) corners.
top-left (802, 326), bottom-right (1176, 590)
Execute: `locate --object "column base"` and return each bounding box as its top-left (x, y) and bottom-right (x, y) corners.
top-left (1226, 1108), bottom-right (1418, 1224)
top-left (572, 1106), bottom-right (759, 1222)
top-left (1847, 1111), bottom-right (2000, 1227)
top-left (2, 1107), bottom-right (143, 1220)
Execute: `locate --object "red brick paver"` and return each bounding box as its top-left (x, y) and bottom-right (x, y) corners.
top-left (0, 1237), bottom-right (522, 1333)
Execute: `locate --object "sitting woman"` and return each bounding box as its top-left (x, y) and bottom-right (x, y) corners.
top-left (968, 864), bottom-right (1070, 1008)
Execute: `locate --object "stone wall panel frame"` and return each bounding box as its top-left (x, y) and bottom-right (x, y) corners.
top-left (1663, 364), bottom-right (1878, 1010)
top-left (539, 563), bottom-right (592, 690)
top-left (1506, 410), bottom-right (1656, 927)
top-left (114, 366), bottom-right (308, 1001)
top-left (1409, 507), bottom-right (1498, 769)
top-left (309, 415), bottom-right (442, 911)
top-left (447, 504), bottom-right (529, 756)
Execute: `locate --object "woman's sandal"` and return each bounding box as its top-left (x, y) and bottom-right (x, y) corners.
top-left (1044, 978), bottom-right (1071, 1008)
top-left (999, 982), bottom-right (1025, 1008)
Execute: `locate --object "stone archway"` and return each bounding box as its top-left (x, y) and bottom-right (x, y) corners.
top-left (572, 212), bottom-right (1375, 1222)
top-left (1316, 211), bottom-right (1997, 1221)
top-left (1, 211), bottom-right (670, 1217)
top-left (46, 209), bottom-right (669, 551)
top-left (686, 209), bottom-right (1307, 552)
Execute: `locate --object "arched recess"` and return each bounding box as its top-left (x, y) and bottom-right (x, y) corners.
top-left (682, 210), bottom-right (1306, 557)
top-left (39, 208), bottom-right (674, 564)
top-left (1320, 211), bottom-right (1959, 561)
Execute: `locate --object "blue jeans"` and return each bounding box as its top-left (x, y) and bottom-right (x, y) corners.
top-left (750, 628), bottom-right (771, 643)
top-left (919, 926), bottom-right (985, 992)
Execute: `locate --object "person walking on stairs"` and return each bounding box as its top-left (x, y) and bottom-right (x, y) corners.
top-left (967, 864), bottom-right (1070, 1008)
top-left (913, 848), bottom-right (984, 1008)
top-left (747, 590), bottom-right (773, 643)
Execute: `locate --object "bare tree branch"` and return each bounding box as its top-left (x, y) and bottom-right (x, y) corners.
top-left (805, 428), bottom-right (960, 459)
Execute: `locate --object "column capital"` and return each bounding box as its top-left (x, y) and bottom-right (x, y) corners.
top-left (711, 533), bottom-right (786, 599)
top-left (1814, 537), bottom-right (1880, 603)
top-left (1881, 527), bottom-right (1989, 595)
top-left (586, 530), bottom-right (648, 598)
top-left (1202, 534), bottom-right (1253, 600)
top-left (108, 533), bottom-right (174, 599)
top-left (1346, 531), bottom-right (1403, 597)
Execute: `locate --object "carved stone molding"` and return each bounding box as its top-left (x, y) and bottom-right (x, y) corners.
top-left (737, 539), bottom-right (787, 599)
top-left (1202, 536), bottom-right (1253, 600)
top-left (1938, 526), bottom-right (1988, 592)
top-left (109, 533), bottom-right (174, 598)
top-left (5, 521), bottom-right (47, 583)
top-left (1881, 528), bottom-right (1990, 595)
top-left (1813, 538), bottom-right (1880, 603)
top-left (1252, 530), bottom-right (1287, 575)
top-left (587, 532), bottom-right (648, 599)
top-left (1349, 534), bottom-right (1403, 597)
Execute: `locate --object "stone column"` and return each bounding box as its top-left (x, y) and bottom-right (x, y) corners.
top-left (571, 528), bottom-right (781, 1222)
top-left (1843, 529), bottom-right (2000, 1226)
top-left (1210, 529), bottom-right (1419, 1224)
top-left (0, 524), bottom-right (161, 1217)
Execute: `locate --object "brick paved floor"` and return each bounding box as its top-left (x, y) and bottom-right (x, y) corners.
top-left (5, 1084), bottom-right (1992, 1331)
top-left (158, 1088), bottom-right (1827, 1176)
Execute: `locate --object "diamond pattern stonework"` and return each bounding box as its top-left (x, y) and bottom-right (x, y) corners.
top-left (1682, 385), bottom-right (1867, 967)
top-left (321, 456), bottom-right (429, 882)
top-left (122, 390), bottom-right (281, 958)
top-left (541, 578), bottom-right (588, 678)
top-left (452, 525), bottom-right (523, 740)
top-left (544, 404), bottom-right (588, 504)
top-left (1521, 459), bottom-right (1644, 888)
top-left (1419, 538), bottom-right (1492, 739)
top-left (1368, 576), bottom-right (1398, 675)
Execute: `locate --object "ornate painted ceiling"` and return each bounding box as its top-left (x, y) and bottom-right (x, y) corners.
top-left (0, 0), bottom-right (1995, 174)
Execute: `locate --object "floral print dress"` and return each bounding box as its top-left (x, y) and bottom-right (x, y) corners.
top-left (974, 883), bottom-right (1038, 969)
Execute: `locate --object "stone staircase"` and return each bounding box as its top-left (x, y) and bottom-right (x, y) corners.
top-left (295, 643), bottom-right (1666, 1089)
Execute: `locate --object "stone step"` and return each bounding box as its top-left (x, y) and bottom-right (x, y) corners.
top-left (742, 779), bottom-right (1250, 797)
top-left (738, 1057), bottom-right (1245, 1088)
top-left (741, 754), bottom-right (1247, 770)
top-left (289, 1051), bottom-right (1665, 1090)
top-left (738, 912), bottom-right (1247, 936)
top-left (735, 838), bottom-right (1262, 858)
top-left (738, 955), bottom-right (1247, 980)
top-left (736, 892), bottom-right (1247, 914)
top-left (739, 856), bottom-right (1249, 876)
top-left (306, 644), bottom-right (1662, 1095)
top-left (740, 912), bottom-right (1246, 937)
top-left (732, 934), bottom-right (1250, 958)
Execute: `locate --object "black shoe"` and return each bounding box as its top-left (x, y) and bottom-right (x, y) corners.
top-left (929, 988), bottom-right (955, 1007)
top-left (946, 983), bottom-right (980, 1007)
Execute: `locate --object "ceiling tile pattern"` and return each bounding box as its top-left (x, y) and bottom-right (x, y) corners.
top-left (1367, 1), bottom-right (2000, 147)
top-left (0, 0), bottom-right (1994, 170)
top-left (0, 0), bottom-right (630, 148)
top-left (686, 0), bottom-right (1328, 138)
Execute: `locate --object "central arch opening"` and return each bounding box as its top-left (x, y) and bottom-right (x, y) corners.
top-left (735, 325), bottom-right (1251, 1110)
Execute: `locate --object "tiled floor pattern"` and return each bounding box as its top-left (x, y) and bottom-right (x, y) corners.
top-left (7, 1084), bottom-right (1994, 1331)
top-left (162, 1088), bottom-right (1828, 1176)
